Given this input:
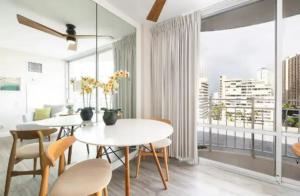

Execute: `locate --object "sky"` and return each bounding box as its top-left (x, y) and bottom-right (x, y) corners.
top-left (200, 14), bottom-right (300, 94)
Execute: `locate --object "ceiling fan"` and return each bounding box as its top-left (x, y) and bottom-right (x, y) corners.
top-left (16, 14), bottom-right (114, 51)
top-left (146, 0), bottom-right (166, 22)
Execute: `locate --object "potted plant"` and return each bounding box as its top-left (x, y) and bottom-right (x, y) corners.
top-left (78, 76), bottom-right (101, 121)
top-left (99, 70), bottom-right (129, 125)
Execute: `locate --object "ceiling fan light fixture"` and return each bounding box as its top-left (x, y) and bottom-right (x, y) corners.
top-left (66, 36), bottom-right (76, 45)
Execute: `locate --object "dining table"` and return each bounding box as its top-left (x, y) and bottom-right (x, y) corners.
top-left (74, 118), bottom-right (173, 196)
top-left (35, 114), bottom-right (89, 164)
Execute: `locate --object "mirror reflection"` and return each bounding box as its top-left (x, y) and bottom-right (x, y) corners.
top-left (0, 0), bottom-right (136, 132)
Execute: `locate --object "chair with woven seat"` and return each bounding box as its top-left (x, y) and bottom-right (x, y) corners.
top-left (40, 135), bottom-right (111, 196)
top-left (136, 118), bottom-right (172, 181)
top-left (4, 128), bottom-right (57, 196)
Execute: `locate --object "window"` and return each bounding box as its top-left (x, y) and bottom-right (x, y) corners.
top-left (98, 49), bottom-right (115, 109)
top-left (68, 48), bottom-right (114, 111)
top-left (68, 54), bottom-right (96, 109)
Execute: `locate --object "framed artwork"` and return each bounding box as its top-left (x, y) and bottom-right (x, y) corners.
top-left (0, 77), bottom-right (21, 91)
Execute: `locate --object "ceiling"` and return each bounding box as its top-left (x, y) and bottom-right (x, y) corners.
top-left (0, 0), bottom-right (136, 60)
top-left (105, 0), bottom-right (230, 23)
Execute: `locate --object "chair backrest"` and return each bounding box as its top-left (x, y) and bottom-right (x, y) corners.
top-left (10, 128), bottom-right (56, 140)
top-left (150, 117), bottom-right (171, 125)
top-left (16, 123), bottom-right (50, 131)
top-left (39, 136), bottom-right (76, 196)
top-left (9, 129), bottom-right (56, 160)
top-left (45, 136), bottom-right (76, 166)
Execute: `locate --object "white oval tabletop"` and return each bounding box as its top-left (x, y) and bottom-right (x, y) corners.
top-left (35, 115), bottom-right (83, 127)
top-left (74, 119), bottom-right (173, 147)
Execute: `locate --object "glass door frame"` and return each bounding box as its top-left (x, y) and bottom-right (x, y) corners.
top-left (199, 0), bottom-right (300, 188)
top-left (275, 0), bottom-right (283, 183)
top-left (278, 0), bottom-right (300, 186)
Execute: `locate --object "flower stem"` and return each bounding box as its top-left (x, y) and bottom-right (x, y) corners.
top-left (105, 94), bottom-right (108, 109)
top-left (89, 92), bottom-right (92, 108)
top-left (83, 91), bottom-right (85, 108)
top-left (111, 92), bottom-right (113, 109)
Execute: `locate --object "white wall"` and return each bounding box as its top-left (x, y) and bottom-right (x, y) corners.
top-left (0, 48), bottom-right (66, 135)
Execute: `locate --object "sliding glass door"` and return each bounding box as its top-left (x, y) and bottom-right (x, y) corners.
top-left (198, 0), bottom-right (277, 177)
top-left (198, 0), bottom-right (300, 184)
top-left (281, 0), bottom-right (300, 185)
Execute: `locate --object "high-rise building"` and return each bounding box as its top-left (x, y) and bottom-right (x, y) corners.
top-left (256, 67), bottom-right (270, 84)
top-left (198, 78), bottom-right (209, 119)
top-left (283, 54), bottom-right (300, 106)
top-left (219, 68), bottom-right (274, 123)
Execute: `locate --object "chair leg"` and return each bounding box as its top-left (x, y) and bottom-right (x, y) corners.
top-left (48, 135), bottom-right (51, 142)
top-left (40, 166), bottom-right (50, 196)
top-left (93, 192), bottom-right (102, 196)
top-left (33, 158), bottom-right (37, 178)
top-left (4, 157), bottom-right (15, 196)
top-left (103, 187), bottom-right (108, 196)
top-left (56, 127), bottom-right (63, 140)
top-left (86, 144), bottom-right (90, 155)
top-left (136, 147), bottom-right (142, 178)
top-left (163, 147), bottom-right (169, 181)
top-left (96, 146), bottom-right (103, 158)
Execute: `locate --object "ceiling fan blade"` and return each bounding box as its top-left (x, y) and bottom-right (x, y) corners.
top-left (17, 14), bottom-right (66, 39)
top-left (146, 0), bottom-right (166, 22)
top-left (76, 35), bottom-right (114, 39)
top-left (68, 41), bottom-right (77, 51)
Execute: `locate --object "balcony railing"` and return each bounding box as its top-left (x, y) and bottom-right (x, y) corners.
top-left (198, 97), bottom-right (300, 160)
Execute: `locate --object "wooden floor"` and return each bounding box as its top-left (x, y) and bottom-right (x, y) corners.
top-left (1, 136), bottom-right (300, 196)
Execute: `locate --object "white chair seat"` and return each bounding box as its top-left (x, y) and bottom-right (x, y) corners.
top-left (51, 159), bottom-right (111, 196)
top-left (16, 142), bottom-right (50, 159)
top-left (145, 138), bottom-right (172, 149)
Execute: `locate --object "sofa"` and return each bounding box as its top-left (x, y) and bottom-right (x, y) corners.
top-left (22, 104), bottom-right (65, 123)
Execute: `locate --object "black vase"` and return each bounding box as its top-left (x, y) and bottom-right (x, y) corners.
top-left (103, 109), bottom-right (118, 126)
top-left (80, 107), bottom-right (94, 121)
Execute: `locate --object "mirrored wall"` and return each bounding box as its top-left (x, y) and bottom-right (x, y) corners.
top-left (0, 0), bottom-right (136, 131)
top-left (67, 2), bottom-right (137, 121)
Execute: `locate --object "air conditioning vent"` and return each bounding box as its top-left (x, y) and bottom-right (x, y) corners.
top-left (28, 62), bottom-right (42, 73)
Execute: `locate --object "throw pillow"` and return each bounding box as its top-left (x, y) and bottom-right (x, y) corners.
top-left (34, 107), bottom-right (52, 121)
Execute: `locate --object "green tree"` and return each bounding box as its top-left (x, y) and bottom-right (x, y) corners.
top-left (211, 103), bottom-right (224, 120)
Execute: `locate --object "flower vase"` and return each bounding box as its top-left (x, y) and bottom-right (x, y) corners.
top-left (79, 107), bottom-right (94, 121)
top-left (102, 108), bottom-right (121, 126)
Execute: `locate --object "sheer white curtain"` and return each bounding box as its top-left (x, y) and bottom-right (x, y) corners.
top-left (113, 33), bottom-right (136, 118)
top-left (150, 11), bottom-right (201, 163)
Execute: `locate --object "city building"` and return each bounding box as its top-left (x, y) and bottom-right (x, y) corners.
top-left (197, 78), bottom-right (209, 119)
top-left (283, 54), bottom-right (300, 106)
top-left (218, 68), bottom-right (274, 124)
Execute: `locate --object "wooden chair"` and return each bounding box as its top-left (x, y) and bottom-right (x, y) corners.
top-left (40, 136), bottom-right (111, 196)
top-left (4, 128), bottom-right (57, 196)
top-left (136, 118), bottom-right (172, 181)
top-left (292, 143), bottom-right (300, 157)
